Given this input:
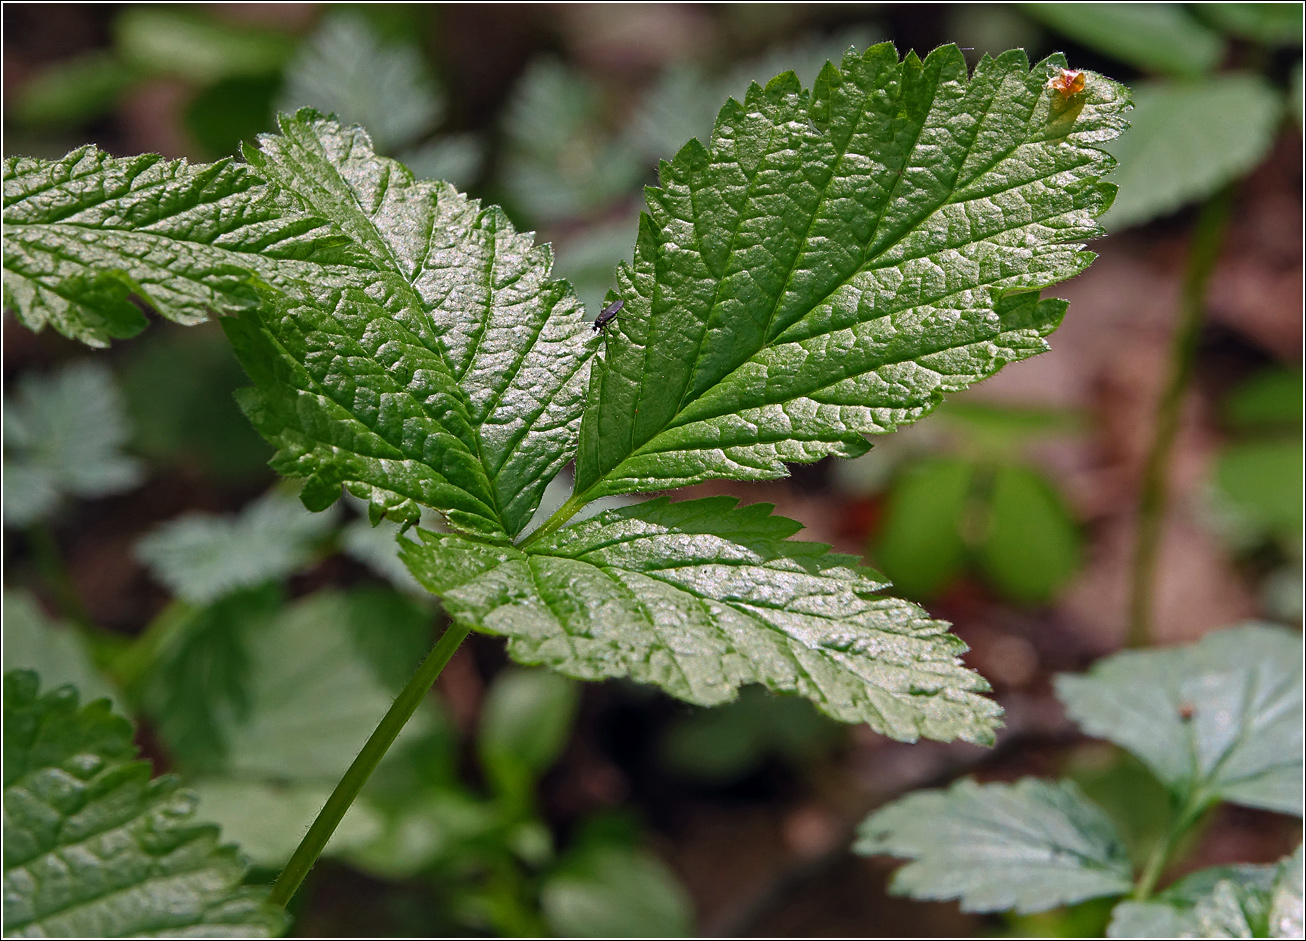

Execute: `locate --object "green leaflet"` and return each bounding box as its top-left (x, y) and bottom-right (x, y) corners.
top-left (230, 113), bottom-right (593, 536)
top-left (855, 777), bottom-right (1134, 914)
top-left (400, 496), bottom-right (1001, 744)
top-left (1, 145), bottom-right (353, 347)
top-left (573, 45), bottom-right (1128, 500)
top-left (2, 671), bottom-right (286, 938)
top-left (1054, 624), bottom-right (1304, 817)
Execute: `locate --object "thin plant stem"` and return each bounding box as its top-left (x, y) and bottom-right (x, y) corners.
top-left (1133, 792), bottom-right (1210, 901)
top-left (269, 619), bottom-right (473, 908)
top-left (1126, 187), bottom-right (1236, 648)
top-left (518, 493), bottom-right (587, 549)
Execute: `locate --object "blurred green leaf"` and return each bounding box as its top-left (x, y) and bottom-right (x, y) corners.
top-left (341, 516), bottom-right (428, 595)
top-left (135, 489), bottom-right (337, 605)
top-left (1222, 367), bottom-right (1303, 431)
top-left (1024, 3), bottom-right (1224, 76)
top-left (220, 590), bottom-right (430, 782)
top-left (978, 464), bottom-right (1082, 604)
top-left (9, 51), bottom-right (139, 127)
top-left (660, 686), bottom-right (841, 783)
top-left (338, 585), bottom-right (435, 693)
top-left (186, 777), bottom-right (384, 869)
top-left (1103, 75), bottom-right (1284, 230)
top-left (874, 458), bottom-right (973, 599)
top-left (400, 134), bottom-right (484, 189)
top-left (1108, 846), bottom-right (1304, 938)
top-left (479, 667), bottom-right (580, 795)
top-left (1201, 3), bottom-right (1305, 45)
top-left (1213, 439), bottom-right (1303, 546)
top-left (119, 322), bottom-right (273, 482)
top-left (1, 590), bottom-right (120, 710)
top-left (500, 59), bottom-right (646, 223)
top-left (855, 777), bottom-right (1134, 913)
top-left (278, 11), bottom-right (443, 152)
top-left (3, 671), bottom-right (286, 938)
top-left (185, 74), bottom-right (280, 159)
top-left (3, 360), bottom-right (143, 528)
top-left (1055, 623), bottom-right (1304, 816)
top-left (1066, 748), bottom-right (1175, 870)
top-left (115, 7), bottom-right (295, 83)
top-left (542, 843), bottom-right (694, 938)
top-left (345, 786), bottom-right (500, 880)
top-left (632, 25), bottom-right (880, 162)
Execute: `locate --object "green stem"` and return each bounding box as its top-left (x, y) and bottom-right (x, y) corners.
top-left (1126, 187), bottom-right (1235, 648)
top-left (269, 619), bottom-right (473, 908)
top-left (518, 493), bottom-right (588, 549)
top-left (1133, 794), bottom-right (1209, 901)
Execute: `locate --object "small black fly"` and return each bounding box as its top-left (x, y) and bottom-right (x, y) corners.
top-left (592, 299), bottom-right (623, 333)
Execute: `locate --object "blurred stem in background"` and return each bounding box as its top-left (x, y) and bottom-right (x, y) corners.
top-left (1127, 186), bottom-right (1236, 648)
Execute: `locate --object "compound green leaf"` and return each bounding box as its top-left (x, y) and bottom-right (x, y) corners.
top-left (2, 671), bottom-right (286, 938)
top-left (1102, 76), bottom-right (1284, 230)
top-left (135, 489), bottom-right (337, 604)
top-left (854, 777), bottom-right (1134, 914)
top-left (1055, 624), bottom-right (1304, 816)
top-left (230, 112), bottom-right (593, 536)
top-left (2, 360), bottom-right (143, 528)
top-left (1024, 3), bottom-right (1225, 76)
top-left (400, 495), bottom-right (1001, 743)
top-left (574, 45), bottom-right (1127, 500)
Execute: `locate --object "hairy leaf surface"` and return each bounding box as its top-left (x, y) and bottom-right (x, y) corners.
top-left (401, 496), bottom-right (1001, 742)
top-left (1055, 624), bottom-right (1304, 816)
top-left (574, 44), bottom-right (1128, 499)
top-left (854, 777), bottom-right (1134, 913)
top-left (2, 671), bottom-right (286, 938)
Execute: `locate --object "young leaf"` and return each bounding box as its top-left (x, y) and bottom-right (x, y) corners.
top-left (854, 777), bottom-right (1134, 914)
top-left (1055, 624), bottom-right (1304, 817)
top-left (573, 45), bottom-right (1128, 501)
top-left (401, 496), bottom-right (1001, 743)
top-left (3, 671), bottom-right (286, 938)
top-left (1107, 846), bottom-right (1304, 939)
top-left (1102, 75), bottom-right (1284, 230)
top-left (873, 458), bottom-right (973, 599)
top-left (2, 360), bottom-right (143, 527)
top-left (227, 112), bottom-right (593, 536)
top-left (136, 489), bottom-right (338, 604)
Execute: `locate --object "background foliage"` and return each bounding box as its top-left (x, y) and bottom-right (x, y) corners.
top-left (3, 3), bottom-right (1301, 937)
